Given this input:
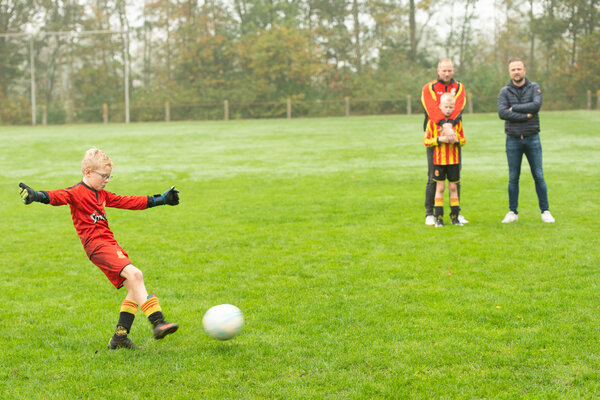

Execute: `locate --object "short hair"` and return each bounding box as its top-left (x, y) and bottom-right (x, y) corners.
top-left (437, 58), bottom-right (454, 69)
top-left (508, 57), bottom-right (525, 67)
top-left (81, 148), bottom-right (113, 174)
top-left (440, 93), bottom-right (455, 104)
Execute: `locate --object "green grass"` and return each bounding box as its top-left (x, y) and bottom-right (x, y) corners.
top-left (1, 111), bottom-right (599, 399)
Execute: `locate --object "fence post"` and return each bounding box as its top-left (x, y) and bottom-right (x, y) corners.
top-left (406, 95), bottom-right (412, 115)
top-left (287, 98), bottom-right (292, 119)
top-left (165, 101), bottom-right (170, 122)
top-left (66, 99), bottom-right (74, 124)
top-left (345, 97), bottom-right (350, 117)
top-left (42, 105), bottom-right (47, 126)
top-left (102, 103), bottom-right (108, 124)
top-left (587, 90), bottom-right (592, 110)
top-left (224, 100), bottom-right (229, 121)
top-left (468, 93), bottom-right (473, 114)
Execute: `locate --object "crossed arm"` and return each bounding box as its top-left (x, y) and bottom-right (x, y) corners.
top-left (498, 85), bottom-right (542, 122)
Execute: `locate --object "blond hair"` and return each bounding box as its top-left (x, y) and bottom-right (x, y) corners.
top-left (440, 93), bottom-right (455, 104)
top-left (81, 148), bottom-right (113, 174)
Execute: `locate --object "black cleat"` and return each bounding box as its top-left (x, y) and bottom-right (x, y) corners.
top-left (451, 214), bottom-right (463, 226)
top-left (108, 335), bottom-right (142, 349)
top-left (435, 217), bottom-right (444, 228)
top-left (153, 320), bottom-right (179, 340)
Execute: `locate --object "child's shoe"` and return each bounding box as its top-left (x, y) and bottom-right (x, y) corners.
top-left (153, 320), bottom-right (179, 339)
top-left (451, 215), bottom-right (463, 226)
top-left (108, 335), bottom-right (142, 349)
top-left (435, 217), bottom-right (444, 228)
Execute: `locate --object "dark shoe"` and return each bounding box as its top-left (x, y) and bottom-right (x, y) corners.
top-left (451, 216), bottom-right (463, 226)
top-left (108, 335), bottom-right (142, 349)
top-left (435, 218), bottom-right (444, 228)
top-left (153, 320), bottom-right (179, 340)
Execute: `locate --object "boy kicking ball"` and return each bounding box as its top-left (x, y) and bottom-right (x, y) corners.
top-left (19, 148), bottom-right (179, 349)
top-left (424, 93), bottom-right (466, 227)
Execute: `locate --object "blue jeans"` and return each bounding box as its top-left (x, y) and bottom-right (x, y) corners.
top-left (505, 134), bottom-right (549, 213)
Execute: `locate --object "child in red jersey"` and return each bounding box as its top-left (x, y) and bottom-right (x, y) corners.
top-left (424, 93), bottom-right (466, 227)
top-left (19, 148), bottom-right (179, 349)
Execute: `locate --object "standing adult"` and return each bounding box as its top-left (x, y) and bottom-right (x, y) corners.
top-left (497, 58), bottom-right (555, 223)
top-left (421, 58), bottom-right (468, 226)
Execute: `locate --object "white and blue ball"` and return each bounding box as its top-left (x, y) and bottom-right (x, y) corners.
top-left (202, 304), bottom-right (244, 340)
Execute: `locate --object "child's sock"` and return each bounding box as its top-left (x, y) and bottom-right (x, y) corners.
top-left (114, 299), bottom-right (138, 336)
top-left (434, 197), bottom-right (444, 219)
top-left (141, 294), bottom-right (164, 327)
top-left (450, 198), bottom-right (460, 219)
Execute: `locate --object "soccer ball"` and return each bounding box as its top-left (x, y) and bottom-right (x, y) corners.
top-left (202, 304), bottom-right (244, 340)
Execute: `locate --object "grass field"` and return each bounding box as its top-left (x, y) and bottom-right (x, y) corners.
top-left (1, 111), bottom-right (599, 399)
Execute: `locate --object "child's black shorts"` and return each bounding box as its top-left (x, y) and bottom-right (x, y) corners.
top-left (433, 164), bottom-right (460, 183)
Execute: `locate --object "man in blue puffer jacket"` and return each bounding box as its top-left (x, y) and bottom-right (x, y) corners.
top-left (498, 58), bottom-right (555, 224)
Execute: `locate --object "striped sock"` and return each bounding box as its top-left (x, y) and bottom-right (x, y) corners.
top-left (115, 299), bottom-right (138, 335)
top-left (434, 197), bottom-right (444, 218)
top-left (141, 294), bottom-right (164, 327)
top-left (450, 198), bottom-right (460, 218)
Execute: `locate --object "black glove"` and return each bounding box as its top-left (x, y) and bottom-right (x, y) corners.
top-left (147, 186), bottom-right (180, 208)
top-left (19, 182), bottom-right (49, 205)
top-left (163, 186), bottom-right (180, 205)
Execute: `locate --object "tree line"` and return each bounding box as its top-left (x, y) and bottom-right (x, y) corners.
top-left (0, 0), bottom-right (598, 124)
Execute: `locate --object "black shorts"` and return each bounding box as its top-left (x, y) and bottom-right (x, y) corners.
top-left (433, 164), bottom-right (460, 183)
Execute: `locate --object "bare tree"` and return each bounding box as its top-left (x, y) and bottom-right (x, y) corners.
top-left (528, 0), bottom-right (536, 73)
top-left (409, 0), bottom-right (416, 63)
top-left (352, 0), bottom-right (361, 71)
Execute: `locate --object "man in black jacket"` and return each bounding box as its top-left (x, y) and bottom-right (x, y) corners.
top-left (498, 58), bottom-right (555, 223)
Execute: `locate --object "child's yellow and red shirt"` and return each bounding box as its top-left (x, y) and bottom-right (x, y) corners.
top-left (45, 181), bottom-right (148, 252)
top-left (424, 120), bottom-right (466, 165)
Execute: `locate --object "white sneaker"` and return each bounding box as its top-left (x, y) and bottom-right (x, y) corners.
top-left (425, 215), bottom-right (435, 226)
top-left (541, 211), bottom-right (555, 223)
top-left (458, 215), bottom-right (469, 224)
top-left (502, 211), bottom-right (518, 223)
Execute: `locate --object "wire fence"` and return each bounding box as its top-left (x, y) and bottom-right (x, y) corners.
top-left (1, 91), bottom-right (599, 126)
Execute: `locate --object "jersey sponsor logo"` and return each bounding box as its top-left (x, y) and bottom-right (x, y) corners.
top-left (90, 212), bottom-right (107, 223)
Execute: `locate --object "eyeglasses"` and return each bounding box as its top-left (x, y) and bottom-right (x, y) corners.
top-left (92, 170), bottom-right (113, 181)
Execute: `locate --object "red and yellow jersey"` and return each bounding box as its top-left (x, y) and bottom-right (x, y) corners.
top-left (421, 79), bottom-right (466, 126)
top-left (424, 120), bottom-right (466, 165)
top-left (45, 182), bottom-right (147, 249)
